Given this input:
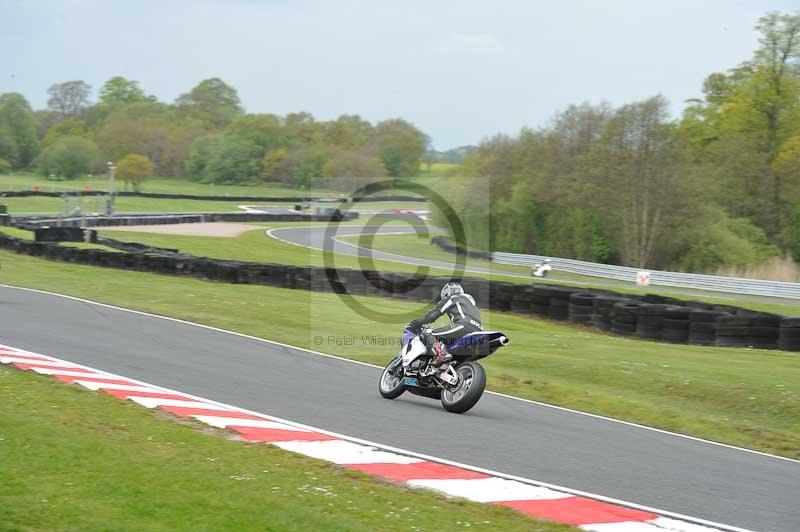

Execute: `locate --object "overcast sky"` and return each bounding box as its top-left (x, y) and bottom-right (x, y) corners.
top-left (1, 0), bottom-right (797, 149)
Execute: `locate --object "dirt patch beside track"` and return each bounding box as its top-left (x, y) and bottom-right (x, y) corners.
top-left (100, 222), bottom-right (260, 237)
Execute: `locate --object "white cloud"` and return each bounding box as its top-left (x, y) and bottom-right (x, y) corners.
top-left (437, 32), bottom-right (504, 54)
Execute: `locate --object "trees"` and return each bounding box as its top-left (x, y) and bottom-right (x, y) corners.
top-left (262, 148), bottom-right (289, 182)
top-left (204, 136), bottom-right (262, 184)
top-left (0, 93), bottom-right (40, 168)
top-left (586, 96), bottom-right (690, 268)
top-left (176, 78), bottom-right (243, 128)
top-left (185, 134), bottom-right (222, 180)
top-left (287, 145), bottom-right (329, 188)
top-left (323, 114), bottom-right (373, 149)
top-left (98, 76), bottom-right (149, 106)
top-left (373, 119), bottom-right (427, 177)
top-left (225, 114), bottom-right (286, 152)
top-left (116, 154), bottom-right (154, 191)
top-left (321, 150), bottom-right (387, 190)
top-left (46, 81), bottom-right (91, 118)
top-left (681, 11), bottom-right (800, 247)
top-left (94, 106), bottom-right (202, 177)
top-left (458, 97), bottom-right (699, 268)
top-left (42, 119), bottom-right (90, 147)
top-left (13, 76), bottom-right (436, 188)
top-left (38, 137), bottom-right (99, 179)
top-left (773, 135), bottom-right (800, 202)
top-left (284, 112), bottom-right (319, 145)
top-left (322, 150), bottom-right (387, 178)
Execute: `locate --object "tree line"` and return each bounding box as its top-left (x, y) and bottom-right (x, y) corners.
top-left (0, 77), bottom-right (428, 190)
top-left (443, 11), bottom-right (800, 273)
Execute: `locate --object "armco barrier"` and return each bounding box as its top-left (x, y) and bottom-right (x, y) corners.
top-left (0, 190), bottom-right (425, 203)
top-left (493, 251), bottom-right (800, 299)
top-left (13, 211), bottom-right (358, 229)
top-left (1, 229), bottom-right (798, 351)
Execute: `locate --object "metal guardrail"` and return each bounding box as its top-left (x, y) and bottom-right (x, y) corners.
top-left (493, 252), bottom-right (800, 300)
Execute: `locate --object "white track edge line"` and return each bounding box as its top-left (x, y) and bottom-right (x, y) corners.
top-left (0, 342), bottom-right (752, 532)
top-left (267, 226), bottom-right (532, 281)
top-left (2, 282), bottom-right (794, 466)
top-left (332, 233), bottom-right (532, 281)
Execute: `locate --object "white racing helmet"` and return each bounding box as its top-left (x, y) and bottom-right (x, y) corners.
top-left (440, 281), bottom-right (464, 300)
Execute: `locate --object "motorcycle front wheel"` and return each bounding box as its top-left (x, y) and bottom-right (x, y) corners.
top-left (378, 357), bottom-right (406, 399)
top-left (440, 361), bottom-right (486, 413)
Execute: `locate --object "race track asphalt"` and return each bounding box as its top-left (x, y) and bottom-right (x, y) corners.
top-left (269, 224), bottom-right (525, 279)
top-left (2, 285), bottom-right (798, 532)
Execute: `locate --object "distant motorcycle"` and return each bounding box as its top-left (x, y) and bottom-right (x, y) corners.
top-left (532, 259), bottom-right (553, 278)
top-left (378, 326), bottom-right (509, 414)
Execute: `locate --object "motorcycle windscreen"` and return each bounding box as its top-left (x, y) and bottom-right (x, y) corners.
top-left (400, 326), bottom-right (416, 348)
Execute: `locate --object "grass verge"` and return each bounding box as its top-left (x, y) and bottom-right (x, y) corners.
top-left (1, 195), bottom-right (266, 214)
top-left (0, 249), bottom-right (797, 459)
top-left (85, 224), bottom-right (527, 283)
top-left (0, 365), bottom-right (568, 531)
top-left (0, 196), bottom-right (427, 215)
top-left (0, 171), bottom-right (337, 197)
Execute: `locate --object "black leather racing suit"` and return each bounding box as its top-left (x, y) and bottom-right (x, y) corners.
top-left (416, 293), bottom-right (483, 353)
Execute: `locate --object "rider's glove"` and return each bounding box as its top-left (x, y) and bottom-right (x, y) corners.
top-left (408, 319), bottom-right (424, 332)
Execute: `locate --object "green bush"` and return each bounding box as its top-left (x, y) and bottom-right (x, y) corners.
top-left (203, 136), bottom-right (262, 184)
top-left (677, 214), bottom-right (779, 272)
top-left (37, 136), bottom-right (100, 179)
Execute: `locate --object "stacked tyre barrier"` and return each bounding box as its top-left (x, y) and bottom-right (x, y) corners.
top-left (750, 313), bottom-right (782, 350)
top-left (636, 304), bottom-right (670, 340)
top-left (430, 236), bottom-right (493, 261)
top-left (568, 293), bottom-right (596, 324)
top-left (687, 310), bottom-right (726, 346)
top-left (778, 318), bottom-right (800, 351)
top-left (591, 296), bottom-right (627, 331)
top-left (528, 286), bottom-right (550, 317)
top-left (611, 301), bottom-right (641, 336)
top-left (1, 229), bottom-right (799, 351)
top-left (530, 286), bottom-right (569, 320)
top-left (661, 306), bottom-right (691, 344)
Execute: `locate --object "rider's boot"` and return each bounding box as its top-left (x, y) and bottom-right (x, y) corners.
top-left (431, 341), bottom-right (453, 367)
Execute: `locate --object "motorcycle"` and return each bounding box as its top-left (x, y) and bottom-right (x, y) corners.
top-left (378, 326), bottom-right (510, 414)
top-left (531, 259), bottom-right (552, 278)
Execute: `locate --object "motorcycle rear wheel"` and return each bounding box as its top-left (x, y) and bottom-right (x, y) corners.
top-left (440, 362), bottom-right (486, 413)
top-left (379, 357), bottom-right (405, 399)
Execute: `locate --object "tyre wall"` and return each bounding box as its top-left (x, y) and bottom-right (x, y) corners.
top-left (0, 230), bottom-right (795, 351)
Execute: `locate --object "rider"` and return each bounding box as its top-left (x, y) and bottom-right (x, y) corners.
top-left (408, 281), bottom-right (483, 367)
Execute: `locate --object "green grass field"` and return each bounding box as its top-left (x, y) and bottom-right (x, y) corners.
top-left (0, 171), bottom-right (337, 197)
top-left (0, 365), bottom-right (568, 531)
top-left (85, 224), bottom-right (530, 283)
top-left (0, 195), bottom-right (426, 215)
top-left (1, 249), bottom-right (797, 459)
top-left (0, 171), bottom-right (441, 198)
top-left (418, 163), bottom-right (463, 177)
top-left (0, 195), bottom-right (267, 214)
